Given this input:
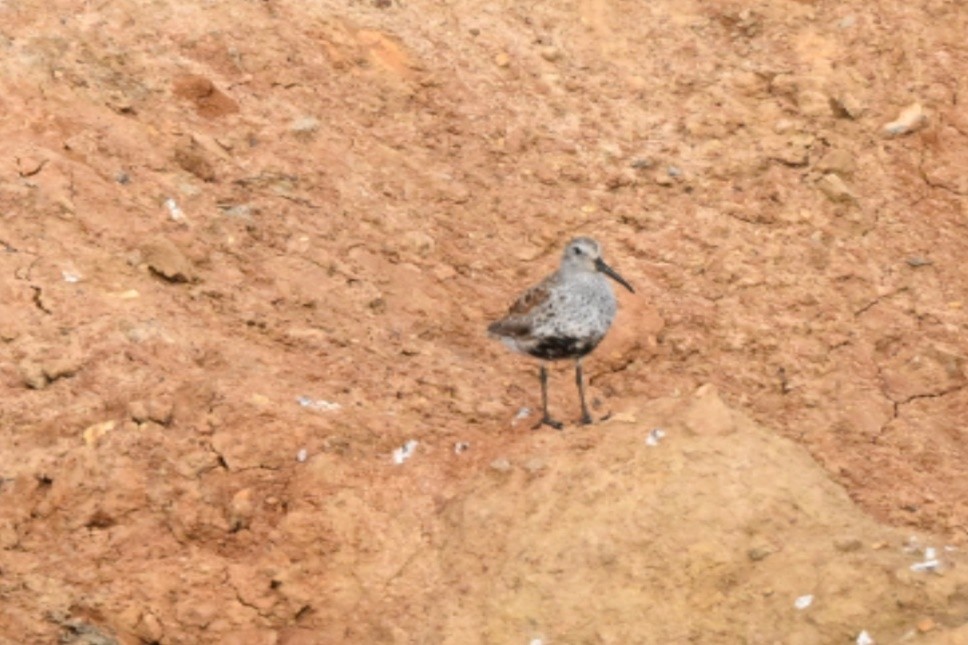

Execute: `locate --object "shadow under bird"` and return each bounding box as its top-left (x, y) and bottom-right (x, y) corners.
top-left (487, 237), bottom-right (634, 429)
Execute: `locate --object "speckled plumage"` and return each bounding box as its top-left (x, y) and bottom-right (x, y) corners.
top-left (488, 237), bottom-right (634, 429)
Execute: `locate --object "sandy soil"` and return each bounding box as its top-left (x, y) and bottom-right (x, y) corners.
top-left (1, 0), bottom-right (967, 642)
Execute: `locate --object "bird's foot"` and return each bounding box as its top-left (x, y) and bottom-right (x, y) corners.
top-left (533, 416), bottom-right (564, 431)
top-left (578, 412), bottom-right (594, 426)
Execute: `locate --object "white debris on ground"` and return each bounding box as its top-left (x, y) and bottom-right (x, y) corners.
top-left (62, 269), bottom-right (81, 283)
top-left (529, 639), bottom-right (544, 645)
top-left (393, 440), bottom-right (418, 465)
top-left (856, 629), bottom-right (874, 645)
top-left (296, 448), bottom-right (308, 463)
top-left (512, 407), bottom-right (532, 426)
top-left (794, 594), bottom-right (813, 610)
top-left (910, 546), bottom-right (941, 573)
top-left (454, 442), bottom-right (470, 455)
top-left (882, 102), bottom-right (927, 137)
top-left (645, 428), bottom-right (667, 446)
top-left (164, 197), bottom-right (186, 221)
top-left (296, 396), bottom-right (341, 412)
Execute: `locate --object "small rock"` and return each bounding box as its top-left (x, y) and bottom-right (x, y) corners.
top-left (645, 428), bottom-right (667, 447)
top-left (856, 630), bottom-right (874, 645)
top-left (539, 46), bottom-right (561, 62)
top-left (142, 238), bottom-right (195, 283)
top-left (228, 488), bottom-right (255, 531)
top-left (630, 157), bottom-right (655, 170)
top-left (290, 116), bottom-right (320, 140)
top-left (296, 448), bottom-right (308, 462)
top-left (794, 594), bottom-right (814, 610)
top-left (830, 93), bottom-right (866, 119)
top-left (816, 173), bottom-right (856, 203)
top-left (128, 400), bottom-right (149, 423)
top-left (524, 457), bottom-right (546, 474)
top-left (399, 230), bottom-right (436, 257)
top-left (82, 420), bottom-right (117, 446)
top-left (834, 536), bottom-right (863, 552)
top-left (220, 204), bottom-right (254, 219)
top-left (164, 198), bottom-right (186, 222)
top-left (816, 149), bottom-right (856, 177)
top-left (19, 361), bottom-right (48, 389)
top-left (174, 145), bottom-right (216, 182)
top-left (747, 545), bottom-right (774, 562)
top-left (883, 103), bottom-right (927, 137)
top-left (494, 52), bottom-right (510, 68)
top-left (147, 398), bottom-right (174, 425)
top-left (392, 440), bottom-right (418, 465)
top-left (454, 442), bottom-right (470, 455)
top-left (917, 617), bottom-right (935, 633)
top-left (489, 457), bottom-right (512, 472)
top-left (906, 256), bottom-right (932, 268)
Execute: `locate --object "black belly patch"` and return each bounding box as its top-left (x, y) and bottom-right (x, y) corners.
top-left (528, 336), bottom-right (599, 361)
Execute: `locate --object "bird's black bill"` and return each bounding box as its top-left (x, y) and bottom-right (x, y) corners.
top-left (595, 258), bottom-right (635, 293)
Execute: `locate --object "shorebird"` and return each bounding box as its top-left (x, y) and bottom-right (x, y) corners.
top-left (488, 237), bottom-right (634, 429)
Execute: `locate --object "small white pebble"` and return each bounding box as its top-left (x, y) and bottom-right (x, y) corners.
top-left (393, 440), bottom-right (418, 465)
top-left (62, 270), bottom-right (81, 283)
top-left (794, 594), bottom-right (813, 610)
top-left (856, 630), bottom-right (874, 645)
top-left (910, 559), bottom-right (940, 572)
top-left (924, 547), bottom-right (937, 560)
top-left (296, 448), bottom-right (308, 463)
top-left (645, 428), bottom-right (667, 446)
top-left (296, 396), bottom-right (341, 412)
top-left (529, 639), bottom-right (544, 645)
top-left (164, 197), bottom-right (185, 221)
top-left (454, 442), bottom-right (470, 455)
top-left (512, 407), bottom-right (532, 425)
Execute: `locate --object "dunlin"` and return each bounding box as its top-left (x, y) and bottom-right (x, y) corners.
top-left (488, 237), bottom-right (634, 429)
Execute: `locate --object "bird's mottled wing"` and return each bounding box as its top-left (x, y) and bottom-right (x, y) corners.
top-left (507, 278), bottom-right (553, 316)
top-left (487, 274), bottom-right (557, 338)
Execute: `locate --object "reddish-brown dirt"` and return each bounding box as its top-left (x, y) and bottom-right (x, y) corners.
top-left (2, 0), bottom-right (967, 643)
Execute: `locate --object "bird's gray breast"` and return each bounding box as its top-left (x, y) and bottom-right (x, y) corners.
top-left (537, 273), bottom-right (616, 340)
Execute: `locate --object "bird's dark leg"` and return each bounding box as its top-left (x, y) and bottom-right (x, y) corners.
top-left (534, 364), bottom-right (563, 430)
top-left (576, 360), bottom-right (593, 425)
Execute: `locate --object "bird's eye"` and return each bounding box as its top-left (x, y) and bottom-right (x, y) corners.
top-left (573, 247), bottom-right (582, 255)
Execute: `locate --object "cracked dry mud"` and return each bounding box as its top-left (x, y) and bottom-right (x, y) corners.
top-left (1, 0), bottom-right (968, 643)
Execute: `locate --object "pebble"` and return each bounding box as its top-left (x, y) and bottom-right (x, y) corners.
top-left (494, 52), bottom-right (510, 68)
top-left (883, 103), bottom-right (927, 137)
top-left (392, 440), bottom-right (418, 465)
top-left (142, 238), bottom-right (195, 283)
top-left (290, 116), bottom-right (320, 140)
top-left (82, 420), bottom-right (117, 446)
top-left (174, 145), bottom-right (216, 182)
top-left (523, 457), bottom-right (546, 474)
top-left (816, 149), bottom-right (856, 177)
top-left (794, 594), bottom-right (814, 610)
top-left (228, 488), bottom-right (255, 531)
top-left (539, 46), bottom-right (561, 62)
top-left (19, 361), bottom-right (48, 389)
top-left (831, 93), bottom-right (866, 119)
top-left (164, 198), bottom-right (186, 222)
top-left (834, 536), bottom-right (863, 552)
top-left (489, 457), bottom-right (512, 472)
top-left (817, 173), bottom-right (856, 203)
